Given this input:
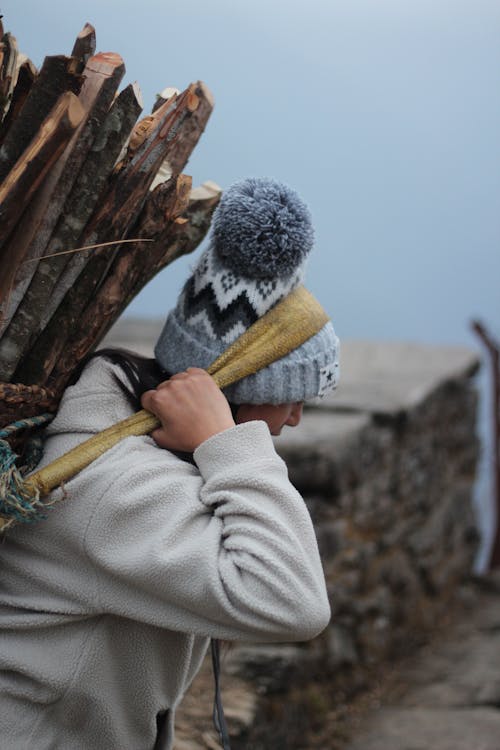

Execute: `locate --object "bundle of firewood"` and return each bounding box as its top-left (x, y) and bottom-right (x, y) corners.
top-left (0, 20), bottom-right (221, 430)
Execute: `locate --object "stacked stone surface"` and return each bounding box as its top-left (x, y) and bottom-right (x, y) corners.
top-left (273, 340), bottom-right (480, 670)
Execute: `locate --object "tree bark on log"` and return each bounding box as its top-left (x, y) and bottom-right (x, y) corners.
top-left (0, 52), bottom-right (125, 336)
top-left (0, 31), bottom-right (19, 118)
top-left (0, 91), bottom-right (84, 262)
top-left (116, 179), bottom-right (221, 311)
top-left (71, 23), bottom-right (96, 71)
top-left (14, 81), bottom-right (213, 387)
top-left (148, 180), bottom-right (222, 275)
top-left (0, 58), bottom-right (37, 147)
top-left (0, 83), bottom-right (142, 381)
top-left (157, 81), bottom-right (214, 178)
top-left (0, 55), bottom-right (83, 184)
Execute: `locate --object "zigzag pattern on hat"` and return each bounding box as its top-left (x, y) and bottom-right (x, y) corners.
top-left (180, 275), bottom-right (259, 343)
top-left (179, 246), bottom-right (305, 343)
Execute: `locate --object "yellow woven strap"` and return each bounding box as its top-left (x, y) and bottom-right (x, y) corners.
top-left (26, 286), bottom-right (329, 499)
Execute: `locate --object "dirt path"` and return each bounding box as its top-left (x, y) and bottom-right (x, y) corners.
top-left (174, 576), bottom-right (500, 749)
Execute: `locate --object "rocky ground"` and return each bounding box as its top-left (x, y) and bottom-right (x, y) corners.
top-left (342, 574), bottom-right (500, 750)
top-left (174, 574), bottom-right (500, 750)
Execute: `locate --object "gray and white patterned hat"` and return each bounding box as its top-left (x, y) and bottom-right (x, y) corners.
top-left (154, 177), bottom-right (340, 404)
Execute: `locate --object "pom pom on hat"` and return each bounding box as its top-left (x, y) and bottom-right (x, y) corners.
top-left (211, 177), bottom-right (314, 280)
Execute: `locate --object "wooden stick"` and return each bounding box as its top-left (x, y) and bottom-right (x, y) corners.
top-left (155, 181), bottom-right (222, 268)
top-left (0, 83), bottom-right (142, 382)
top-left (0, 31), bottom-right (19, 118)
top-left (165, 81), bottom-right (214, 176)
top-left (0, 58), bottom-right (38, 148)
top-left (471, 320), bottom-right (500, 569)
top-left (0, 92), bottom-right (85, 262)
top-left (71, 23), bottom-right (96, 71)
top-left (112, 87), bottom-right (182, 174)
top-left (0, 55), bottom-right (82, 184)
top-left (122, 179), bottom-right (222, 301)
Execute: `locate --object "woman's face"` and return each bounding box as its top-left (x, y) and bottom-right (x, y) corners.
top-left (235, 402), bottom-right (304, 436)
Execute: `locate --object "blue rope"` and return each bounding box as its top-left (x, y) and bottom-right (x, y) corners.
top-left (0, 413), bottom-right (54, 528)
top-left (0, 413), bottom-right (54, 441)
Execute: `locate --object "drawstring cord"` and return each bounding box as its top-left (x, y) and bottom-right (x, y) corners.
top-left (211, 638), bottom-right (231, 749)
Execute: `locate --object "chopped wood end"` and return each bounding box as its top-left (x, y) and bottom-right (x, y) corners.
top-left (76, 22), bottom-right (96, 37)
top-left (85, 51), bottom-right (125, 76)
top-left (195, 80), bottom-right (215, 108)
top-left (186, 92), bottom-right (199, 113)
top-left (131, 81), bottom-right (143, 108)
top-left (189, 181), bottom-right (222, 201)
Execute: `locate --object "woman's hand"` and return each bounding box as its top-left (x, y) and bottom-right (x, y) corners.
top-left (140, 368), bottom-right (236, 452)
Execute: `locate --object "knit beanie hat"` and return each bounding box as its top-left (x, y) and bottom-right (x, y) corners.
top-left (154, 177), bottom-right (340, 404)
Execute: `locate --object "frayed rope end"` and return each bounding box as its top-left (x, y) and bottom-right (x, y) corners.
top-left (0, 439), bottom-right (47, 527)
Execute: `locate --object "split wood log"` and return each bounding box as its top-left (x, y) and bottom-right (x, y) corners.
top-left (0, 83), bottom-right (143, 382)
top-left (108, 179), bottom-right (222, 318)
top-left (14, 81), bottom-right (213, 387)
top-left (71, 23), bottom-right (96, 71)
top-left (112, 88), bottom-right (181, 174)
top-left (151, 86), bottom-right (180, 114)
top-left (0, 52), bottom-right (125, 336)
top-left (0, 58), bottom-right (37, 147)
top-left (0, 31), bottom-right (18, 117)
top-left (150, 180), bottom-right (222, 274)
top-left (118, 179), bottom-right (221, 306)
top-left (0, 55), bottom-right (83, 184)
top-left (0, 92), bottom-right (85, 266)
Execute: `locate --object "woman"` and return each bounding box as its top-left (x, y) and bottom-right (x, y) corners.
top-left (0, 178), bottom-right (339, 749)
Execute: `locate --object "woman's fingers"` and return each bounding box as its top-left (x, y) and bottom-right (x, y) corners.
top-left (140, 369), bottom-right (235, 452)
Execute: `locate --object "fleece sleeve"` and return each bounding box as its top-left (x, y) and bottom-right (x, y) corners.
top-left (83, 420), bottom-right (331, 642)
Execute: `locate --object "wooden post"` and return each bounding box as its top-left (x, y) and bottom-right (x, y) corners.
top-left (0, 58), bottom-right (38, 147)
top-left (472, 320), bottom-right (500, 569)
top-left (0, 55), bottom-right (83, 184)
top-left (0, 92), bottom-right (85, 260)
top-left (0, 31), bottom-right (19, 118)
top-left (71, 23), bottom-right (96, 70)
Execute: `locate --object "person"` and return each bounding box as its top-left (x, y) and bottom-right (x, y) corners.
top-left (0, 177), bottom-right (340, 750)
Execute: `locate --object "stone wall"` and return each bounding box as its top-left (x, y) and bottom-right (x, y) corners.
top-left (103, 322), bottom-right (481, 746)
top-left (272, 341), bottom-right (480, 674)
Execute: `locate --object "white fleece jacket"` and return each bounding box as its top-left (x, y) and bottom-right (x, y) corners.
top-left (0, 358), bottom-right (331, 750)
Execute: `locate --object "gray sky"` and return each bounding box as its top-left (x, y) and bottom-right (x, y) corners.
top-left (3, 0), bottom-right (500, 346)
